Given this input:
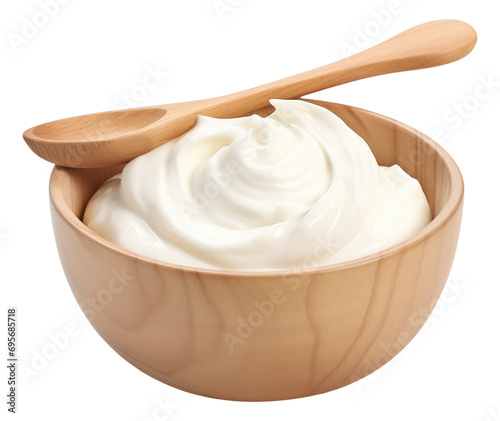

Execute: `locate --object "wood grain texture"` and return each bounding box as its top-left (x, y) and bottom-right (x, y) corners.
top-left (48, 101), bottom-right (464, 401)
top-left (25, 19), bottom-right (476, 168)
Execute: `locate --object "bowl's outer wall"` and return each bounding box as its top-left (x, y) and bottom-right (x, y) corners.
top-left (49, 102), bottom-right (463, 401)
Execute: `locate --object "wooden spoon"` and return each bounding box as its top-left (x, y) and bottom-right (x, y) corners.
top-left (23, 19), bottom-right (476, 168)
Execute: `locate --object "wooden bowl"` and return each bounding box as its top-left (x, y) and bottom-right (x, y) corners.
top-left (49, 100), bottom-right (463, 401)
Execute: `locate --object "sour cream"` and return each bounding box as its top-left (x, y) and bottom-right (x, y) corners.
top-left (83, 100), bottom-right (431, 270)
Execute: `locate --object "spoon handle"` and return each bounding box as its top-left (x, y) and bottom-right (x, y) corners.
top-left (209, 20), bottom-right (476, 116)
top-left (23, 20), bottom-right (476, 168)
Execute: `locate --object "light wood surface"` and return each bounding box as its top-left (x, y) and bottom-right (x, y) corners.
top-left (49, 101), bottom-right (464, 401)
top-left (25, 20), bottom-right (476, 168)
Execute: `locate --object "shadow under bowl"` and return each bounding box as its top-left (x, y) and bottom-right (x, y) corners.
top-left (48, 100), bottom-right (463, 401)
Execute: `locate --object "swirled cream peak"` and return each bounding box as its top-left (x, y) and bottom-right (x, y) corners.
top-left (83, 100), bottom-right (431, 270)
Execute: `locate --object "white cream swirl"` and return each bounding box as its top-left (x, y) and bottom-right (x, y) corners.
top-left (83, 99), bottom-right (431, 270)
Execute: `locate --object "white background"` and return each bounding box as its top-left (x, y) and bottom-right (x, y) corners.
top-left (2, 1), bottom-right (499, 420)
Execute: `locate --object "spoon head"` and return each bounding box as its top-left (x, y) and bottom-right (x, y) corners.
top-left (24, 107), bottom-right (167, 168)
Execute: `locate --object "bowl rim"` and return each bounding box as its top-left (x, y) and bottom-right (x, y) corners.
top-left (49, 101), bottom-right (464, 279)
